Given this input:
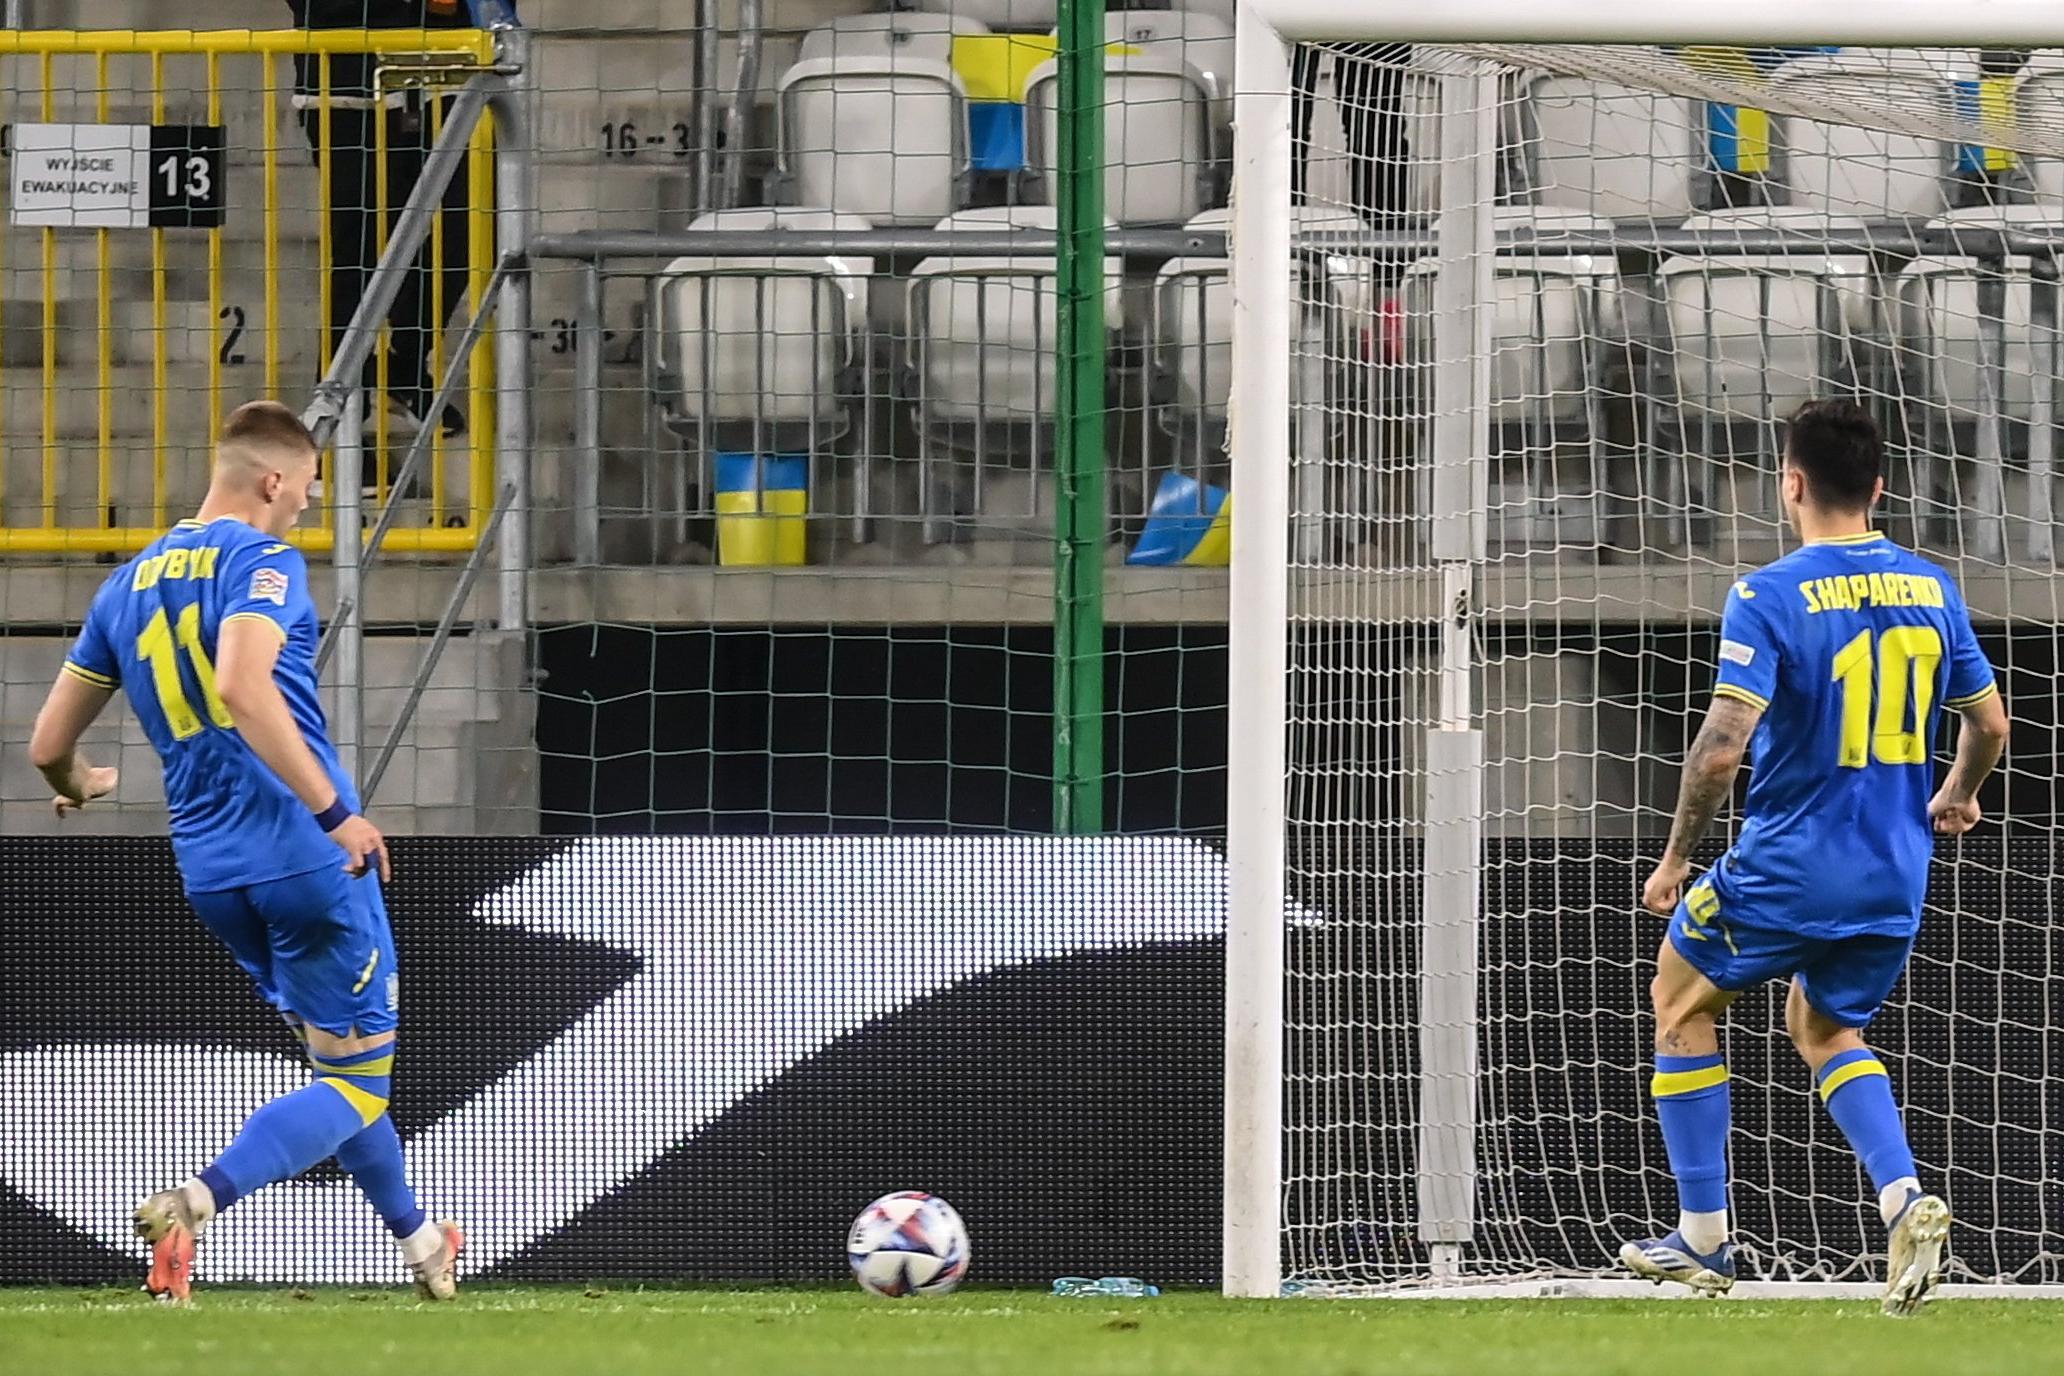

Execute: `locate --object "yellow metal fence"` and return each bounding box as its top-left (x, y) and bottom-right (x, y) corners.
top-left (0, 28), bottom-right (499, 555)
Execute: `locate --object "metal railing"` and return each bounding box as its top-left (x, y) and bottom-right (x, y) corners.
top-left (0, 26), bottom-right (503, 552)
top-left (524, 219), bottom-right (2064, 567)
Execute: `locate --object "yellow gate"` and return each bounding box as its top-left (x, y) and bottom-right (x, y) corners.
top-left (0, 28), bottom-right (498, 555)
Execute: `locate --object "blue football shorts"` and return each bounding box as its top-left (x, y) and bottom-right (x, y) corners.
top-left (1667, 876), bottom-right (1914, 1029)
top-left (185, 864), bottom-right (399, 1037)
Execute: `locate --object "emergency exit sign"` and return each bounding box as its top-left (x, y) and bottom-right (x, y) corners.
top-left (10, 122), bottom-right (226, 229)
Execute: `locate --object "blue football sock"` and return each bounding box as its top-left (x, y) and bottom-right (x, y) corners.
top-left (1652, 1053), bottom-right (1731, 1220)
top-left (335, 1115), bottom-right (426, 1240)
top-left (198, 1040), bottom-right (398, 1214)
top-left (1817, 1048), bottom-right (1917, 1194)
top-left (200, 1081), bottom-right (371, 1212)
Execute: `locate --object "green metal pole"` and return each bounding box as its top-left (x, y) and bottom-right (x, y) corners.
top-left (1053, 0), bottom-right (1107, 834)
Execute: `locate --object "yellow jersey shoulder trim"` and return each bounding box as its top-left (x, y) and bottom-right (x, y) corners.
top-left (222, 611), bottom-right (289, 644)
top-left (61, 660), bottom-right (116, 688)
top-left (1712, 684), bottom-right (1770, 711)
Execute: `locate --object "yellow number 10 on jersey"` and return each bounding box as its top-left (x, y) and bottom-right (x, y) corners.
top-left (135, 604), bottom-right (235, 740)
top-left (1830, 626), bottom-right (1942, 767)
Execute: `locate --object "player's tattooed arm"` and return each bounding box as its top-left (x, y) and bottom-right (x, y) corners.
top-left (1663, 695), bottom-right (1762, 861)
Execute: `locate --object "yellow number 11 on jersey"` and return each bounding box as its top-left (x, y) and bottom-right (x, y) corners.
top-left (135, 604), bottom-right (234, 739)
top-left (1831, 625), bottom-right (1942, 767)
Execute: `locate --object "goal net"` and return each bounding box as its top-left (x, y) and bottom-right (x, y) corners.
top-left (1227, 16), bottom-right (2064, 1295)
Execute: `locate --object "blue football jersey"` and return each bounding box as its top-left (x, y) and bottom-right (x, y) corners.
top-left (62, 516), bottom-right (357, 894)
top-left (1706, 532), bottom-right (1997, 938)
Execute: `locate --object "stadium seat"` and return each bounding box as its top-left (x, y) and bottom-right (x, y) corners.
top-left (905, 206), bottom-right (1123, 540)
top-left (1102, 10), bottom-right (1234, 109)
top-left (906, 0), bottom-right (1059, 33)
top-left (796, 12), bottom-right (991, 66)
top-left (774, 53), bottom-right (971, 225)
top-left (648, 208), bottom-right (876, 459)
top-left (1891, 203), bottom-right (2064, 560)
top-left (1150, 205), bottom-right (1370, 422)
top-left (1657, 208), bottom-right (1885, 541)
top-left (1401, 208), bottom-right (1628, 547)
top-left (1149, 205), bottom-right (1367, 556)
top-left (2012, 53), bottom-right (2064, 202)
top-left (1765, 50), bottom-right (1956, 219)
top-left (1510, 71), bottom-right (1700, 220)
top-left (1023, 51), bottom-right (1217, 225)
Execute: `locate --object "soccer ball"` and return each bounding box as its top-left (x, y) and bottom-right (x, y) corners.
top-left (846, 1190), bottom-right (970, 1298)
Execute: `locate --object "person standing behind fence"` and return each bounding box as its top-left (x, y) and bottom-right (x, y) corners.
top-left (287, 1), bottom-right (491, 439)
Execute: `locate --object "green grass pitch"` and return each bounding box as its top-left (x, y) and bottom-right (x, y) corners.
top-left (3, 1288), bottom-right (2061, 1376)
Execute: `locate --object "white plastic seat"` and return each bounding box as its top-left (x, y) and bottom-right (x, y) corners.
top-left (1401, 208), bottom-right (1625, 426)
top-left (1150, 205), bottom-right (1376, 561)
top-left (907, 0), bottom-right (1058, 32)
top-left (1101, 10), bottom-right (1233, 107)
top-left (796, 12), bottom-right (990, 66)
top-left (1894, 204), bottom-right (2064, 559)
top-left (1399, 208), bottom-right (1628, 548)
top-left (1660, 208), bottom-right (1883, 418)
top-left (905, 206), bottom-right (1123, 539)
top-left (1513, 70), bottom-right (1699, 220)
top-left (775, 55), bottom-right (970, 225)
top-left (2011, 53), bottom-right (2064, 201)
top-left (1655, 208), bottom-right (1886, 538)
top-left (1151, 205), bottom-right (1367, 419)
top-left (908, 206), bottom-right (1124, 428)
top-left (1024, 52), bottom-right (1216, 225)
top-left (1765, 51), bottom-right (1955, 219)
top-left (649, 209), bottom-right (874, 444)
top-left (1897, 205), bottom-right (2064, 422)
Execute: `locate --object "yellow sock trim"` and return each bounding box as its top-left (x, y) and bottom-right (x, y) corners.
top-left (318, 1076), bottom-right (389, 1127)
top-left (1818, 1058), bottom-right (1888, 1103)
top-left (1651, 1064), bottom-right (1729, 1098)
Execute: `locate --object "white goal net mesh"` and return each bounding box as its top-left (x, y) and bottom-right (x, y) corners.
top-left (1278, 41), bottom-right (2064, 1289)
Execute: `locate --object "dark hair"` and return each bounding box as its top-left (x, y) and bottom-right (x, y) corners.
top-left (1783, 399), bottom-right (1882, 511)
top-left (221, 399), bottom-right (317, 457)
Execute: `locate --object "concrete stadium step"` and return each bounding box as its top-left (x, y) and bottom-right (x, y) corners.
top-left (105, 296), bottom-right (327, 372)
top-left (537, 160), bottom-right (697, 236)
top-left (0, 363), bottom-right (239, 440)
top-left (0, 429), bottom-right (482, 534)
top-left (8, 227), bottom-right (320, 279)
top-left (0, 434), bottom-right (214, 529)
top-left (531, 34), bottom-right (699, 161)
top-left (0, 238), bottom-right (326, 315)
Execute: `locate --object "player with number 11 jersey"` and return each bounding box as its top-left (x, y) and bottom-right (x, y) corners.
top-left (26, 401), bottom-right (459, 1304)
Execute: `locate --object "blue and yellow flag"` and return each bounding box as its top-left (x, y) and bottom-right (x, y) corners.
top-left (714, 453), bottom-right (808, 567)
top-left (1129, 471), bottom-right (1230, 567)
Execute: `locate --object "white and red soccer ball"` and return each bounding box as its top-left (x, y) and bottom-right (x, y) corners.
top-left (847, 1190), bottom-right (971, 1298)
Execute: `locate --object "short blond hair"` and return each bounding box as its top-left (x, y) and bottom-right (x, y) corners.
top-left (221, 400), bottom-right (317, 457)
top-left (214, 400), bottom-right (317, 488)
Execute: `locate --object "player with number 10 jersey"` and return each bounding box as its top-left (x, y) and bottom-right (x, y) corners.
top-left (1623, 400), bottom-right (2009, 1316)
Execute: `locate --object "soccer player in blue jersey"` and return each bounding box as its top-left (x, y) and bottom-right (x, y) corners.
top-left (1623, 399), bottom-right (2010, 1315)
top-left (26, 401), bottom-right (461, 1303)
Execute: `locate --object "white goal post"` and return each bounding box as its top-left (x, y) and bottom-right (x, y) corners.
top-left (1226, 0), bottom-right (2064, 1299)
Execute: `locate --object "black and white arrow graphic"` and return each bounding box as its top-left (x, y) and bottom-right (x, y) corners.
top-left (0, 835), bottom-right (1290, 1283)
